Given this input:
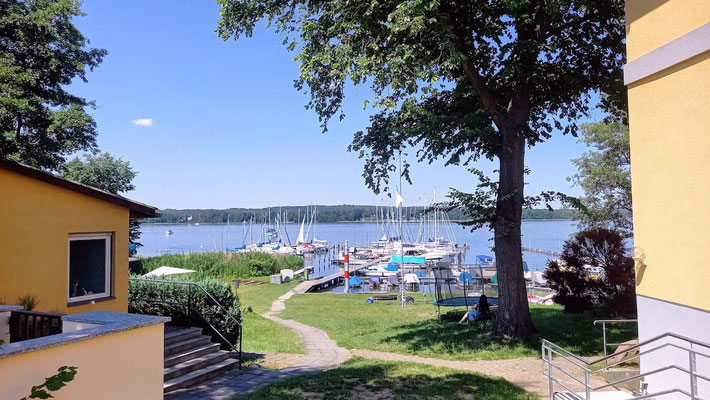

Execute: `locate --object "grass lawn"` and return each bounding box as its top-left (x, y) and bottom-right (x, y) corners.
top-left (239, 277), bottom-right (305, 354)
top-left (237, 277), bottom-right (301, 313)
top-left (280, 293), bottom-right (635, 361)
top-left (238, 356), bottom-right (539, 400)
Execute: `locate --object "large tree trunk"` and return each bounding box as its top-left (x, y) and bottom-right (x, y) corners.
top-left (493, 124), bottom-right (535, 338)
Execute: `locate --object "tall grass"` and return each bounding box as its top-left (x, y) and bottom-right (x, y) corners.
top-left (140, 252), bottom-right (303, 278)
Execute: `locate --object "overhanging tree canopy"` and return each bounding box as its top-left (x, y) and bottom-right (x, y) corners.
top-left (217, 0), bottom-right (626, 337)
top-left (0, 0), bottom-right (106, 171)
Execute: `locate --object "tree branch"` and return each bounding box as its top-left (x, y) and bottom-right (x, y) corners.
top-left (445, 13), bottom-right (501, 118)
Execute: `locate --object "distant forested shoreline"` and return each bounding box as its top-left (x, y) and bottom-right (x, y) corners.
top-left (148, 205), bottom-right (576, 224)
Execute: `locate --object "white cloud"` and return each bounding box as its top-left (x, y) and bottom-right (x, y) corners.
top-left (132, 118), bottom-right (153, 127)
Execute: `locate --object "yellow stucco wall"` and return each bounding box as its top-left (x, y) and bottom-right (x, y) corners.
top-left (626, 0), bottom-right (710, 61)
top-left (0, 169), bottom-right (129, 314)
top-left (0, 324), bottom-right (164, 399)
top-left (626, 2), bottom-right (710, 310)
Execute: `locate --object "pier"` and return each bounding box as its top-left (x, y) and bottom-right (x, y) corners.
top-left (521, 247), bottom-right (561, 257)
top-left (294, 272), bottom-right (344, 293)
top-left (293, 259), bottom-right (381, 293)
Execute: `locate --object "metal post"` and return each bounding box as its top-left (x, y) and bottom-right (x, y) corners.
top-left (344, 240), bottom-right (350, 294)
top-left (548, 347), bottom-right (554, 399)
top-left (400, 235), bottom-right (405, 309)
top-left (239, 322), bottom-right (243, 369)
top-left (690, 347), bottom-right (698, 399)
top-left (602, 321), bottom-right (608, 358)
top-left (584, 369), bottom-right (591, 400)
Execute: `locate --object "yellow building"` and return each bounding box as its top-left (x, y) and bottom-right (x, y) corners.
top-left (0, 159), bottom-right (167, 399)
top-left (626, 0), bottom-right (710, 397)
top-left (0, 159), bottom-right (158, 314)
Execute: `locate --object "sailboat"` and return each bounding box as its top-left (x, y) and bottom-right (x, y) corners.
top-left (295, 214), bottom-right (314, 254)
top-left (311, 207), bottom-right (330, 252)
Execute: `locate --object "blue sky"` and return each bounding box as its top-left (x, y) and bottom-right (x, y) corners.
top-left (70, 1), bottom-right (598, 210)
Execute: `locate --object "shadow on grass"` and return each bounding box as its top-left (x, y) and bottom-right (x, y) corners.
top-left (379, 306), bottom-right (637, 359)
top-left (239, 357), bottom-right (538, 400)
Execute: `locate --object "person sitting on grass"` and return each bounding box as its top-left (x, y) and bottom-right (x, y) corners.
top-left (457, 294), bottom-right (490, 325)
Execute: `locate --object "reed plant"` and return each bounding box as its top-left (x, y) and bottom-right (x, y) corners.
top-left (139, 252), bottom-right (303, 278)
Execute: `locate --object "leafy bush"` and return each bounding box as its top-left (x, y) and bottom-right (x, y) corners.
top-left (138, 252), bottom-right (303, 278)
top-left (129, 276), bottom-right (241, 346)
top-left (545, 228), bottom-right (636, 316)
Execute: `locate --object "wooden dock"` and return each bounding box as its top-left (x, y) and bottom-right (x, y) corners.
top-left (292, 259), bottom-right (381, 293)
top-left (292, 271), bottom-right (344, 293)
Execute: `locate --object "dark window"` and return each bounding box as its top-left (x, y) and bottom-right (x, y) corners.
top-left (68, 234), bottom-right (111, 301)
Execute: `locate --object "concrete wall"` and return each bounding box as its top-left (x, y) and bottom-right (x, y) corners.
top-left (626, 1), bottom-right (710, 397)
top-left (0, 323), bottom-right (164, 400)
top-left (637, 296), bottom-right (710, 399)
top-left (0, 310), bottom-right (10, 344)
top-left (0, 169), bottom-right (130, 314)
top-left (626, 0), bottom-right (710, 313)
top-left (626, 0), bottom-right (710, 61)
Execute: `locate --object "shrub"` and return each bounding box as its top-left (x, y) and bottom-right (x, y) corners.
top-left (140, 252), bottom-right (303, 278)
top-left (545, 228), bottom-right (636, 316)
top-left (128, 276), bottom-right (241, 346)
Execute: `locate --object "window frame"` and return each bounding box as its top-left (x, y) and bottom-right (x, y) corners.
top-left (67, 232), bottom-right (113, 303)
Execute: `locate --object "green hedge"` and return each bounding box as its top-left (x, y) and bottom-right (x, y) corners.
top-left (138, 252), bottom-right (303, 278)
top-left (128, 276), bottom-right (241, 346)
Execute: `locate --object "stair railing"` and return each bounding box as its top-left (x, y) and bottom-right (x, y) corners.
top-left (129, 277), bottom-right (242, 369)
top-left (542, 331), bottom-right (710, 400)
top-left (593, 319), bottom-right (638, 358)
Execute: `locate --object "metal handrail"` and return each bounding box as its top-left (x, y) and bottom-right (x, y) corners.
top-left (542, 329), bottom-right (710, 399)
top-left (130, 278), bottom-right (242, 328)
top-left (593, 319), bottom-right (637, 358)
top-left (129, 277), bottom-right (242, 368)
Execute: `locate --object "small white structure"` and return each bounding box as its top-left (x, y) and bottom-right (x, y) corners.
top-left (530, 271), bottom-right (547, 287)
top-left (144, 266), bottom-right (195, 277)
top-left (280, 269), bottom-right (295, 281)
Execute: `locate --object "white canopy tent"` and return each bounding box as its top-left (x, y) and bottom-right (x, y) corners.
top-left (144, 266), bottom-right (196, 277)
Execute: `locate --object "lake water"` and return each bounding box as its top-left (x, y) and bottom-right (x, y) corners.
top-left (137, 220), bottom-right (578, 271)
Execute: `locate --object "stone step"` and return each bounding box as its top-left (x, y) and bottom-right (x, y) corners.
top-left (164, 335), bottom-right (211, 357)
top-left (164, 327), bottom-right (202, 346)
top-left (164, 350), bottom-right (231, 381)
top-left (554, 391), bottom-right (631, 400)
top-left (164, 343), bottom-right (221, 368)
top-left (163, 358), bottom-right (239, 393)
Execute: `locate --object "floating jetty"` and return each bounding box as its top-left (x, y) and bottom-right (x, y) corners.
top-left (293, 259), bottom-right (380, 293)
top-left (522, 247), bottom-right (561, 257)
top-left (295, 272), bottom-right (344, 293)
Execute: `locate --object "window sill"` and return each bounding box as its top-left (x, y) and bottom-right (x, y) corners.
top-left (67, 296), bottom-right (116, 307)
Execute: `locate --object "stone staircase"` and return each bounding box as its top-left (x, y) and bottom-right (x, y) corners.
top-left (163, 326), bottom-right (239, 393)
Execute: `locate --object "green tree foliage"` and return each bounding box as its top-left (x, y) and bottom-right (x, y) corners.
top-left (62, 152), bottom-right (143, 248)
top-left (568, 121), bottom-right (632, 235)
top-left (217, 0), bottom-right (626, 337)
top-left (151, 205), bottom-right (575, 224)
top-left (63, 153), bottom-right (137, 193)
top-left (0, 0), bottom-right (106, 171)
top-left (545, 228), bottom-right (635, 316)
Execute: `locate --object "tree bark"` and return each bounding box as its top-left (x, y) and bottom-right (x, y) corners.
top-left (493, 124), bottom-right (535, 338)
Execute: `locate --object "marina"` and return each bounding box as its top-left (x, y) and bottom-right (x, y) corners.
top-left (140, 218), bottom-right (575, 269)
